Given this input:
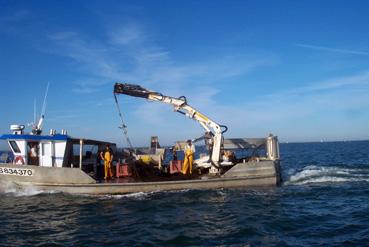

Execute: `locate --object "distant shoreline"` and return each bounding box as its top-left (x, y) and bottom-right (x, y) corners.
top-left (280, 139), bottom-right (369, 144)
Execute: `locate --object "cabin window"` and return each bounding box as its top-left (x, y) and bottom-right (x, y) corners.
top-left (41, 142), bottom-right (51, 156)
top-left (9, 141), bottom-right (21, 153)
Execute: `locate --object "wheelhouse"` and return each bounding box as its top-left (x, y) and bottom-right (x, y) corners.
top-left (0, 133), bottom-right (116, 171)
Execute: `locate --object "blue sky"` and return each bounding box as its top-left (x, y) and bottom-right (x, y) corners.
top-left (1, 0), bottom-right (369, 149)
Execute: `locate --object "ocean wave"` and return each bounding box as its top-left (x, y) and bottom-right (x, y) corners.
top-left (0, 181), bottom-right (57, 196)
top-left (285, 165), bottom-right (369, 185)
top-left (99, 191), bottom-right (152, 200)
top-left (89, 189), bottom-right (192, 200)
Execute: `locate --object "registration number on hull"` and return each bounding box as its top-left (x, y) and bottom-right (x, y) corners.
top-left (0, 167), bottom-right (34, 176)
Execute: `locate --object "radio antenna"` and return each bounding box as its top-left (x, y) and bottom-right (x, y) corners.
top-left (32, 82), bottom-right (50, 135)
top-left (40, 82), bottom-right (50, 119)
top-left (34, 98), bottom-right (37, 125)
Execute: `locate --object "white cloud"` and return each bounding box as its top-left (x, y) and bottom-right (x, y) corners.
top-left (4, 6), bottom-right (369, 145)
top-left (269, 69), bottom-right (369, 98)
top-left (48, 31), bottom-right (77, 41)
top-left (109, 24), bottom-right (143, 46)
top-left (44, 23), bottom-right (281, 143)
top-left (43, 24), bottom-right (369, 143)
top-left (72, 87), bottom-right (100, 94)
top-left (0, 9), bottom-right (30, 22)
top-left (47, 23), bottom-right (276, 98)
top-left (204, 69), bottom-right (369, 141)
top-left (296, 43), bottom-right (369, 56)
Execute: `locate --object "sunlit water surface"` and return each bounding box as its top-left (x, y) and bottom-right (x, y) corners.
top-left (1, 141), bottom-right (369, 246)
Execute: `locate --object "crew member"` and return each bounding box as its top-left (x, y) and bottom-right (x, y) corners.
top-left (204, 131), bottom-right (214, 161)
top-left (182, 139), bottom-right (195, 175)
top-left (102, 145), bottom-right (114, 180)
top-left (28, 143), bottom-right (38, 165)
top-left (95, 150), bottom-right (104, 179)
top-left (172, 146), bottom-right (178, 161)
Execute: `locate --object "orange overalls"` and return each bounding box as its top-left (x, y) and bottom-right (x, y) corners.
top-left (182, 144), bottom-right (195, 175)
top-left (104, 150), bottom-right (113, 179)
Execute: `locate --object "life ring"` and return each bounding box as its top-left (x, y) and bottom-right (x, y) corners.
top-left (14, 156), bottom-right (25, 165)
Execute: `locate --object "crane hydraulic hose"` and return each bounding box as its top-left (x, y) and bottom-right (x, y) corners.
top-left (113, 93), bottom-right (134, 150)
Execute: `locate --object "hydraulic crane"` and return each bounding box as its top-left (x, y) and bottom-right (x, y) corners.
top-left (113, 83), bottom-right (228, 173)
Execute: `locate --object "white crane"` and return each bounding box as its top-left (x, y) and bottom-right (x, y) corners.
top-left (113, 83), bottom-right (228, 173)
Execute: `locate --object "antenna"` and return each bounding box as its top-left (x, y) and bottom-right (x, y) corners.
top-left (40, 82), bottom-right (50, 118)
top-left (34, 98), bottom-right (37, 125)
top-left (32, 82), bottom-right (50, 135)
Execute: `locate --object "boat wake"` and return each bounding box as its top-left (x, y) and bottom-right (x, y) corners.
top-left (97, 192), bottom-right (152, 200)
top-left (0, 181), bottom-right (57, 196)
top-left (93, 189), bottom-right (192, 200)
top-left (285, 165), bottom-right (369, 185)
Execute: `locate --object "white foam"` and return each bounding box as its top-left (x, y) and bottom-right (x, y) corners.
top-left (0, 181), bottom-right (57, 196)
top-left (86, 188), bottom-right (193, 200)
top-left (285, 165), bottom-right (369, 185)
top-left (88, 191), bottom-right (156, 200)
top-left (107, 192), bottom-right (149, 199)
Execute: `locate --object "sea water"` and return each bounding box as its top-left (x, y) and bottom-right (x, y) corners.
top-left (0, 141), bottom-right (369, 246)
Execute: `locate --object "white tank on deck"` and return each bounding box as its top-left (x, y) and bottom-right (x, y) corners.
top-left (266, 134), bottom-right (280, 161)
top-left (10, 124), bottom-right (25, 135)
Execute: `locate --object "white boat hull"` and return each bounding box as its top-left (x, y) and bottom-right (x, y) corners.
top-left (0, 161), bottom-right (281, 195)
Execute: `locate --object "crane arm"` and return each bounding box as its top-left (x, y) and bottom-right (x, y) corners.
top-left (114, 83), bottom-right (227, 167)
top-left (114, 83), bottom-right (222, 133)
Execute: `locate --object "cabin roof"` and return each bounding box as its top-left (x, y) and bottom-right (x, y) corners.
top-left (0, 134), bottom-right (116, 146)
top-left (70, 138), bottom-right (116, 146)
top-left (0, 134), bottom-right (69, 141)
top-left (223, 138), bottom-right (267, 149)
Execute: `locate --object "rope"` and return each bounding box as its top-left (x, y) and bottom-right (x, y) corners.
top-left (113, 93), bottom-right (134, 150)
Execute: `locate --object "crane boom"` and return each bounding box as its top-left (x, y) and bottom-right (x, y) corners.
top-left (114, 83), bottom-right (227, 170)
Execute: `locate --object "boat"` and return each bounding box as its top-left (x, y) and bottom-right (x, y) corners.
top-left (0, 83), bottom-right (281, 195)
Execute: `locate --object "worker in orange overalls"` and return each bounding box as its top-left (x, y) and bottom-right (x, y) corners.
top-left (182, 139), bottom-right (195, 175)
top-left (102, 145), bottom-right (114, 180)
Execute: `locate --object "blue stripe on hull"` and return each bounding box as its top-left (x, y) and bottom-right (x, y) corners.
top-left (0, 134), bottom-right (69, 141)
